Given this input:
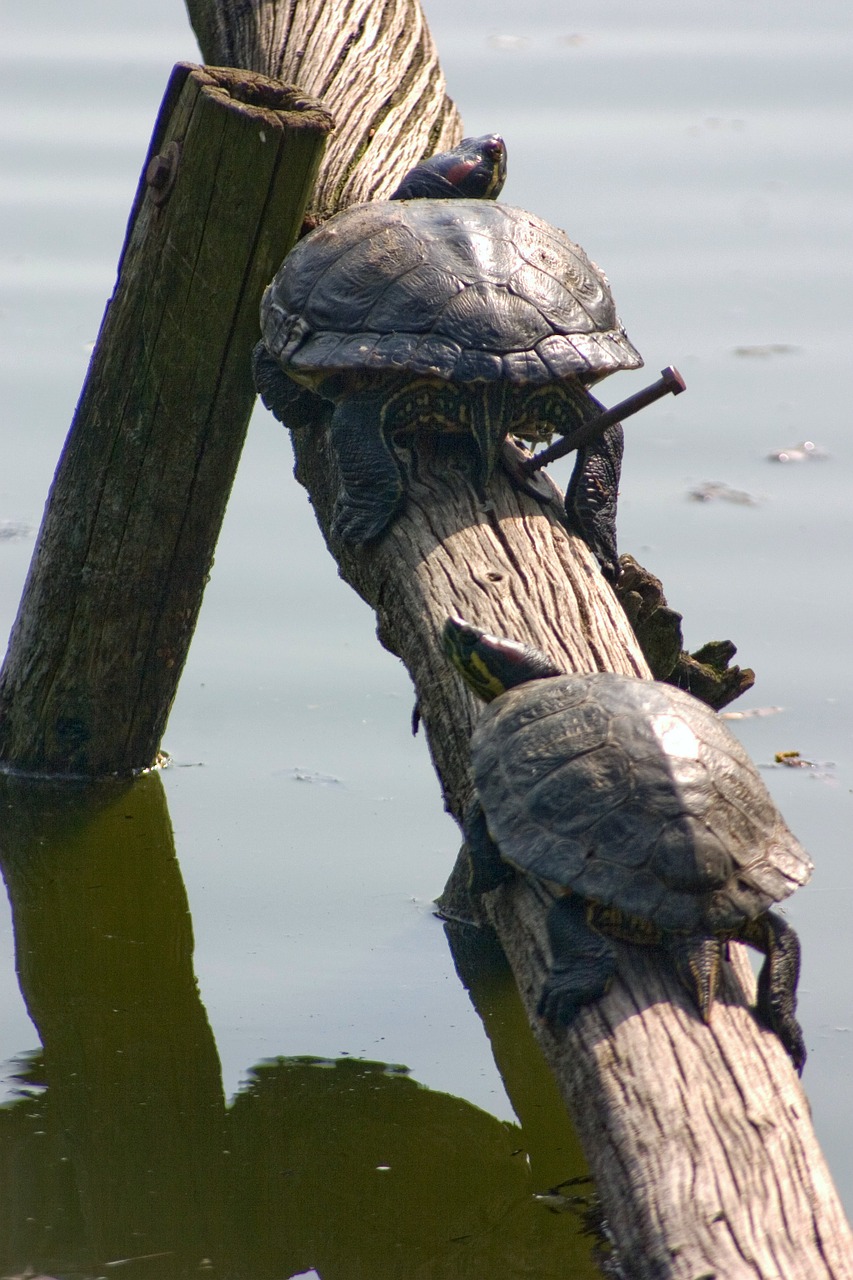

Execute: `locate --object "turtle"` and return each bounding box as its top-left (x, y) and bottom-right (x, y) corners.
top-left (252, 135), bottom-right (642, 574)
top-left (442, 616), bottom-right (814, 1072)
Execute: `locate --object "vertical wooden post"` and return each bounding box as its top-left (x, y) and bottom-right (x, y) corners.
top-left (0, 64), bottom-right (331, 776)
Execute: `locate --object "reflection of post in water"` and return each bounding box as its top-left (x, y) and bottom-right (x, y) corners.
top-left (0, 772), bottom-right (227, 1273)
top-left (443, 917), bottom-right (594, 1193)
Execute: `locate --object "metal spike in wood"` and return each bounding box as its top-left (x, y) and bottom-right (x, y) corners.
top-left (522, 365), bottom-right (687, 474)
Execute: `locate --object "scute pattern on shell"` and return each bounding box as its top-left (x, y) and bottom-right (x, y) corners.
top-left (471, 673), bottom-right (813, 935)
top-left (260, 200), bottom-right (643, 386)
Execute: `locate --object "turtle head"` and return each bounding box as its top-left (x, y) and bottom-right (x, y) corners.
top-left (443, 616), bottom-right (562, 702)
top-left (390, 134), bottom-right (507, 201)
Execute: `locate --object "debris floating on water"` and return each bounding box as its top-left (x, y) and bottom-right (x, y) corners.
top-left (688, 480), bottom-right (761, 506)
top-left (0, 520), bottom-right (33, 540)
top-left (487, 32), bottom-right (529, 50)
top-left (760, 751), bottom-right (836, 782)
top-left (732, 343), bottom-right (800, 358)
top-left (767, 439), bottom-right (829, 463)
top-left (721, 705), bottom-right (783, 720)
top-left (282, 766), bottom-right (343, 786)
top-left (773, 750), bottom-right (831, 770)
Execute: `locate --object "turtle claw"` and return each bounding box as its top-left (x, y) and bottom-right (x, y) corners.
top-left (537, 982), bottom-right (586, 1028)
top-left (538, 896), bottom-right (619, 1028)
top-left (743, 910), bottom-right (807, 1074)
top-left (330, 495), bottom-right (400, 545)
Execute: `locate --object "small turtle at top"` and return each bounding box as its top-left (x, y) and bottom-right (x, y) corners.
top-left (253, 135), bottom-right (642, 575)
top-left (443, 616), bottom-right (813, 1072)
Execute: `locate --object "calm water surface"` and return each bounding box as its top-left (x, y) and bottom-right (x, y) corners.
top-left (0, 0), bottom-right (851, 1273)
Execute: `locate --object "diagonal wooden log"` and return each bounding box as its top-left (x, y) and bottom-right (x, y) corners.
top-left (288, 428), bottom-right (853, 1278)
top-left (0, 0), bottom-right (849, 1270)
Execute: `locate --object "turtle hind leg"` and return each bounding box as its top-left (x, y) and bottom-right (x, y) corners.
top-left (740, 911), bottom-right (806, 1074)
top-left (328, 390), bottom-right (405, 543)
top-left (664, 934), bottom-right (724, 1022)
top-left (252, 343), bottom-right (330, 431)
top-left (513, 381), bottom-right (623, 581)
top-left (538, 895), bottom-right (619, 1027)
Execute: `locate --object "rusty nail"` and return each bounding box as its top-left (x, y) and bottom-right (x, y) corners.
top-left (522, 366), bottom-right (687, 474)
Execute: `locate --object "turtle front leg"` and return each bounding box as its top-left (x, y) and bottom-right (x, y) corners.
top-left (538, 894), bottom-right (619, 1026)
top-left (740, 910), bottom-right (806, 1074)
top-left (328, 391), bottom-right (405, 543)
top-left (564, 421), bottom-right (624, 583)
top-left (464, 800), bottom-right (514, 896)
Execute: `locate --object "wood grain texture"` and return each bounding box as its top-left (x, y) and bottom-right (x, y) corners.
top-left (0, 65), bottom-right (331, 774)
top-left (1, 0), bottom-right (842, 1268)
top-left (184, 0), bottom-right (463, 213)
top-left (490, 885), bottom-right (852, 1279)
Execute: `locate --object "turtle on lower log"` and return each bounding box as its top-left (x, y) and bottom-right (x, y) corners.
top-left (253, 134), bottom-right (645, 578)
top-left (443, 616), bottom-right (813, 1073)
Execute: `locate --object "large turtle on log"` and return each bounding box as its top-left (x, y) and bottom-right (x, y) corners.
top-left (443, 616), bottom-right (814, 1072)
top-left (253, 136), bottom-right (642, 575)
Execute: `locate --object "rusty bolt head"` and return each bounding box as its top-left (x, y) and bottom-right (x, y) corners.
top-left (145, 141), bottom-right (180, 204)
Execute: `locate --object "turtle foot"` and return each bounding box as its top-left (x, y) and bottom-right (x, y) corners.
top-left (743, 910), bottom-right (807, 1074)
top-left (331, 496), bottom-right (399, 544)
top-left (329, 395), bottom-right (405, 544)
top-left (537, 984), bottom-right (587, 1027)
top-left (252, 343), bottom-right (329, 431)
top-left (464, 801), bottom-right (513, 896)
top-left (616, 554), bottom-right (755, 710)
top-left (772, 1016), bottom-right (807, 1078)
top-left (564, 422), bottom-right (623, 582)
top-left (538, 896), bottom-right (618, 1028)
top-left (666, 934), bottom-right (724, 1023)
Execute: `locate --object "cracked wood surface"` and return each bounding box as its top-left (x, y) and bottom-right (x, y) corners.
top-left (184, 0), bottom-right (463, 216)
top-left (207, 0), bottom-right (853, 1267)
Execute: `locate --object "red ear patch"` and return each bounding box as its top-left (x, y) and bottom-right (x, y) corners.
top-left (441, 160), bottom-right (477, 187)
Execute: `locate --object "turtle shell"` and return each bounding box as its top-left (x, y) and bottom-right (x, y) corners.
top-left (260, 199), bottom-right (642, 388)
top-left (471, 672), bottom-right (813, 935)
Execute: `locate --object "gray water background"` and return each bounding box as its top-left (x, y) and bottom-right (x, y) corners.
top-left (1, 0), bottom-right (851, 1213)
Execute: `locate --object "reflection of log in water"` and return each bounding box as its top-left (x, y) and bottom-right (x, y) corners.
top-left (0, 772), bottom-right (228, 1271)
top-left (443, 919), bottom-right (592, 1192)
top-left (227, 1055), bottom-right (605, 1279)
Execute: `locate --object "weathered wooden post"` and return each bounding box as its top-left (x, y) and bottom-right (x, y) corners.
top-left (0, 64), bottom-right (331, 775)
